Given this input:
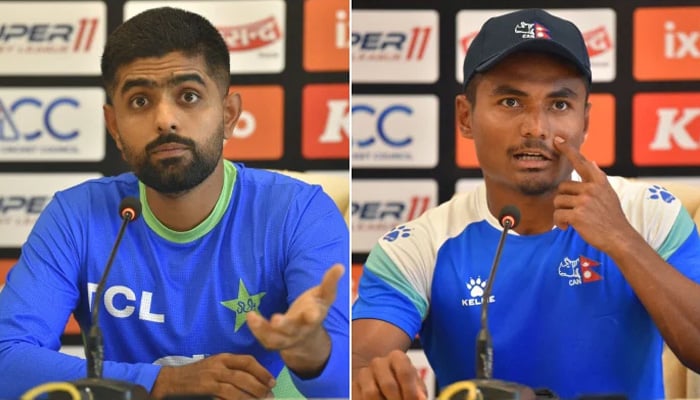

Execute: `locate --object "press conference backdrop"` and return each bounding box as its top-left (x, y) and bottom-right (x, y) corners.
top-left (351, 0), bottom-right (700, 394)
top-left (0, 0), bottom-right (349, 349)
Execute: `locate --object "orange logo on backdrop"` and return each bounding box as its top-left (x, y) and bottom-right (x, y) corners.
top-left (302, 84), bottom-right (349, 159)
top-left (223, 85), bottom-right (284, 161)
top-left (634, 7), bottom-right (700, 80)
top-left (304, 0), bottom-right (349, 71)
top-left (456, 93), bottom-right (616, 168)
top-left (0, 259), bottom-right (80, 334)
top-left (633, 93), bottom-right (700, 166)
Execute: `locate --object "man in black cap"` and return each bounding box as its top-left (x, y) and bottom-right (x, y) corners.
top-left (352, 8), bottom-right (700, 400)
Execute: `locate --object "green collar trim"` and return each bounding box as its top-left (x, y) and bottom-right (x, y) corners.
top-left (138, 161), bottom-right (237, 243)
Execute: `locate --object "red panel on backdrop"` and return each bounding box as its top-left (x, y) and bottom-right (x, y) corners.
top-left (224, 85), bottom-right (284, 161)
top-left (633, 93), bottom-right (700, 166)
top-left (304, 0), bottom-right (349, 71)
top-left (302, 84), bottom-right (350, 159)
top-left (351, 263), bottom-right (364, 302)
top-left (634, 7), bottom-right (700, 81)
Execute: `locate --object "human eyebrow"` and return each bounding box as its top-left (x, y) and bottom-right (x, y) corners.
top-left (491, 85), bottom-right (528, 98)
top-left (120, 78), bottom-right (156, 95)
top-left (119, 73), bottom-right (206, 96)
top-left (168, 73), bottom-right (206, 88)
top-left (548, 87), bottom-right (579, 99)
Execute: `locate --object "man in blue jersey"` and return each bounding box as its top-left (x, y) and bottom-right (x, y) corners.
top-left (0, 7), bottom-right (349, 399)
top-left (352, 8), bottom-right (700, 400)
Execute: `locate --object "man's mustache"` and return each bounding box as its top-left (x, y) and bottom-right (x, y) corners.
top-left (145, 133), bottom-right (195, 153)
top-left (507, 138), bottom-right (557, 160)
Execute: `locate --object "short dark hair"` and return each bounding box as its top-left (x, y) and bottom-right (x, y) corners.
top-left (101, 7), bottom-right (230, 101)
top-left (464, 73), bottom-right (482, 106)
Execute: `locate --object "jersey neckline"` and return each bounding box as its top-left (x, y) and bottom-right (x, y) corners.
top-left (138, 160), bottom-right (237, 243)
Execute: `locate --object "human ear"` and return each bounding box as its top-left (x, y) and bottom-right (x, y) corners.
top-left (582, 101), bottom-right (591, 142)
top-left (104, 104), bottom-right (123, 153)
top-left (223, 91), bottom-right (242, 140)
top-left (456, 94), bottom-right (474, 140)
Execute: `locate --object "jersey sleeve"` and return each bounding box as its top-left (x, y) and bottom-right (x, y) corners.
top-left (352, 244), bottom-right (425, 340)
top-left (661, 210), bottom-right (700, 283)
top-left (0, 193), bottom-right (161, 397)
top-left (280, 185), bottom-right (350, 398)
top-left (618, 181), bottom-right (700, 282)
top-left (352, 215), bottom-right (439, 341)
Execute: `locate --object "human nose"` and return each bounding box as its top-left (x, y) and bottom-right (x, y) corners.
top-left (154, 98), bottom-right (179, 134)
top-left (520, 108), bottom-right (550, 140)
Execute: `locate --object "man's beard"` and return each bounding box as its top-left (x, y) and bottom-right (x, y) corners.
top-left (516, 176), bottom-right (559, 196)
top-left (515, 166), bottom-right (574, 196)
top-left (125, 126), bottom-right (223, 194)
top-left (506, 138), bottom-right (570, 196)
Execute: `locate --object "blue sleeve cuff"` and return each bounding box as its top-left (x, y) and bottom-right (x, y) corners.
top-left (103, 361), bottom-right (161, 393)
top-left (289, 333), bottom-right (349, 398)
top-left (352, 268), bottom-right (422, 340)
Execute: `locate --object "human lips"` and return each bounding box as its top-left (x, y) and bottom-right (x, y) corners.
top-left (150, 142), bottom-right (191, 158)
top-left (511, 148), bottom-right (555, 169)
top-left (152, 143), bottom-right (188, 152)
top-left (512, 149), bottom-right (553, 161)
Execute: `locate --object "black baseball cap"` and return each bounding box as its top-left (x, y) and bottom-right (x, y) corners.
top-left (462, 9), bottom-right (591, 90)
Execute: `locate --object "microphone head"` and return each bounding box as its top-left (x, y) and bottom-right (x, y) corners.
top-left (498, 205), bottom-right (521, 229)
top-left (119, 197), bottom-right (142, 221)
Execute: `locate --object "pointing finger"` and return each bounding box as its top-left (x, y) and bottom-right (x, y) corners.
top-left (553, 136), bottom-right (601, 182)
top-left (318, 263), bottom-right (344, 305)
top-left (246, 311), bottom-right (268, 332)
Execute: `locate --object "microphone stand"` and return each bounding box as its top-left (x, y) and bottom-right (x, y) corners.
top-left (69, 198), bottom-right (149, 400)
top-left (474, 219), bottom-right (508, 381)
top-left (440, 206), bottom-right (537, 400)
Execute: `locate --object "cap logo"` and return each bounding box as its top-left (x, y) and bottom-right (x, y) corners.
top-left (514, 21), bottom-right (551, 40)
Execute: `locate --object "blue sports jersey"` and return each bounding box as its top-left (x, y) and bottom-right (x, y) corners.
top-left (0, 161), bottom-right (349, 399)
top-left (353, 176), bottom-right (700, 400)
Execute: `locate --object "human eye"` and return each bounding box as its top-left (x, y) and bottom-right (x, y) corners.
top-left (499, 98), bottom-right (520, 108)
top-left (129, 96), bottom-right (148, 109)
top-left (552, 100), bottom-right (570, 111)
top-left (181, 91), bottom-right (201, 104)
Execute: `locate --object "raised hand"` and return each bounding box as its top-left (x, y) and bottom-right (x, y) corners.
top-left (353, 350), bottom-right (427, 400)
top-left (150, 353), bottom-right (275, 399)
top-left (552, 136), bottom-right (636, 253)
top-left (246, 263), bottom-right (345, 377)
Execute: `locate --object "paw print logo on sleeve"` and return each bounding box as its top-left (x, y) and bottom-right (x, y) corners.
top-left (647, 185), bottom-right (676, 204)
top-left (382, 225), bottom-right (412, 242)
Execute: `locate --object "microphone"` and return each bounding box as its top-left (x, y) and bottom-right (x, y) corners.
top-left (439, 205), bottom-right (537, 400)
top-left (475, 205), bottom-right (520, 380)
top-left (69, 197), bottom-right (149, 399)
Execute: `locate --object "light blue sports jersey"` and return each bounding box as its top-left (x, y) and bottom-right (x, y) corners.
top-left (353, 176), bottom-right (700, 400)
top-left (0, 161), bottom-right (349, 399)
